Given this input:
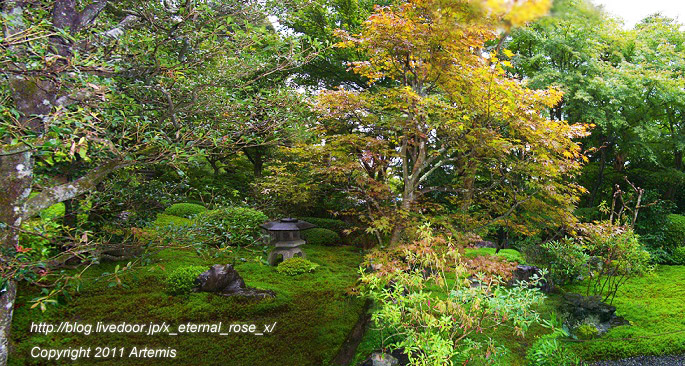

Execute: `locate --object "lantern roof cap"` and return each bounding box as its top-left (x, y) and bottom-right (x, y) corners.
top-left (260, 218), bottom-right (316, 231)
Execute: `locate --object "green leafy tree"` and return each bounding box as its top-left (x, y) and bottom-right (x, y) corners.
top-left (0, 2), bottom-right (316, 362)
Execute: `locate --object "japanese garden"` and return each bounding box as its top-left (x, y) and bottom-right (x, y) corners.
top-left (1, 0), bottom-right (685, 365)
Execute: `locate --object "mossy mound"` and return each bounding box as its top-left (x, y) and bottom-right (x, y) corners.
top-left (164, 203), bottom-right (207, 218)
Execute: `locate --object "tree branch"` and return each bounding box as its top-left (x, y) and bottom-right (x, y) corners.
top-left (22, 159), bottom-right (127, 220)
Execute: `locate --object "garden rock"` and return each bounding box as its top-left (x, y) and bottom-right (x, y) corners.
top-left (195, 264), bottom-right (275, 299)
top-left (562, 293), bottom-right (629, 334)
top-left (508, 265), bottom-right (552, 293)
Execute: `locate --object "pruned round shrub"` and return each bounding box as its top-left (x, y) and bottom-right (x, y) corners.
top-left (164, 203), bottom-right (207, 218)
top-left (276, 257), bottom-right (319, 276)
top-left (665, 214), bottom-right (685, 250)
top-left (194, 207), bottom-right (268, 247)
top-left (165, 265), bottom-right (207, 295)
top-left (302, 228), bottom-right (340, 246)
top-left (671, 246), bottom-right (685, 265)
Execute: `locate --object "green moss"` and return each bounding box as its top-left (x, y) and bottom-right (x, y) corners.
top-left (152, 213), bottom-right (193, 228)
top-left (276, 257), bottom-right (319, 275)
top-left (575, 324), bottom-right (599, 340)
top-left (565, 265), bottom-right (685, 361)
top-left (164, 203), bottom-right (207, 218)
top-left (165, 265), bottom-right (207, 295)
top-left (39, 202), bottom-right (65, 220)
top-left (9, 245), bottom-right (366, 366)
top-left (464, 247), bottom-right (526, 264)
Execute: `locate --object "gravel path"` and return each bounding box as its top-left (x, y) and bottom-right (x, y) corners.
top-left (591, 355), bottom-right (685, 366)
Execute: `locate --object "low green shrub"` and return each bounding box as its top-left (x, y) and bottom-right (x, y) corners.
top-left (538, 238), bottom-right (589, 286)
top-left (277, 257), bottom-right (319, 275)
top-left (665, 214), bottom-right (685, 250)
top-left (194, 207), bottom-right (268, 247)
top-left (575, 324), bottom-right (599, 340)
top-left (302, 228), bottom-right (340, 246)
top-left (671, 246), bottom-right (685, 265)
top-left (165, 265), bottom-right (207, 295)
top-left (164, 203), bottom-right (207, 218)
top-left (298, 217), bottom-right (349, 234)
top-left (579, 222), bottom-right (651, 304)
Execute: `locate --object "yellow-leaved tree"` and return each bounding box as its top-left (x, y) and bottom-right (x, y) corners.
top-left (316, 0), bottom-right (590, 244)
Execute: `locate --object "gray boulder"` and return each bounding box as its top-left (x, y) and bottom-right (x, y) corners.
top-left (562, 293), bottom-right (629, 334)
top-left (195, 264), bottom-right (275, 299)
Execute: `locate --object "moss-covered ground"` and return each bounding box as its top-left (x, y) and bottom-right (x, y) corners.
top-left (566, 265), bottom-right (685, 361)
top-left (9, 244), bottom-right (366, 365)
top-left (11, 205), bottom-right (685, 365)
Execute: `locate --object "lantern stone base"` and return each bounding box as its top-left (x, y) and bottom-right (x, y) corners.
top-left (268, 246), bottom-right (305, 266)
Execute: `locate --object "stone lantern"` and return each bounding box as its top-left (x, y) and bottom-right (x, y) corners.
top-left (260, 218), bottom-right (315, 265)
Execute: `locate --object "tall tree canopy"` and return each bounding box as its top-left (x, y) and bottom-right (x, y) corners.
top-left (316, 0), bottom-right (589, 243)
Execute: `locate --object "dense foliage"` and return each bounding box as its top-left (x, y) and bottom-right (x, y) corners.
top-left (302, 228), bottom-right (341, 246)
top-left (578, 222), bottom-right (651, 304)
top-left (361, 226), bottom-right (546, 365)
top-left (193, 207), bottom-right (269, 248)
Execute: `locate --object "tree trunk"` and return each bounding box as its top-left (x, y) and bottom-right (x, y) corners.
top-left (244, 147), bottom-right (265, 179)
top-left (590, 145), bottom-right (607, 206)
top-left (1, 4), bottom-right (109, 363)
top-left (389, 186), bottom-right (416, 245)
top-left (388, 220), bottom-right (404, 245)
top-left (207, 156), bottom-right (221, 177)
top-left (63, 198), bottom-right (78, 229)
top-left (0, 280), bottom-right (17, 365)
top-left (676, 150), bottom-right (683, 171)
top-left (0, 147), bottom-right (33, 366)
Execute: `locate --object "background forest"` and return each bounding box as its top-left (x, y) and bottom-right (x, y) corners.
top-left (1, 0), bottom-right (685, 365)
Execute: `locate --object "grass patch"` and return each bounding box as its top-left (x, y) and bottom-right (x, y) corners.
top-left (9, 244), bottom-right (365, 366)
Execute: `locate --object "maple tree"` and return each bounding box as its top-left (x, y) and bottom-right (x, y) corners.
top-left (316, 0), bottom-right (590, 244)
